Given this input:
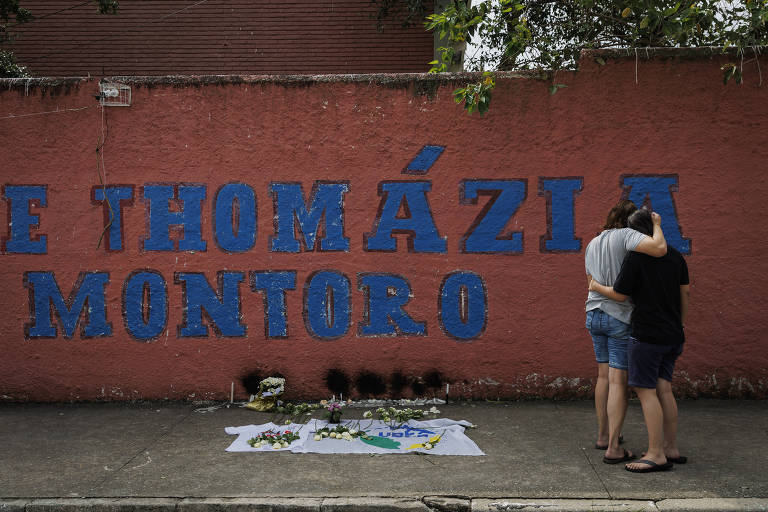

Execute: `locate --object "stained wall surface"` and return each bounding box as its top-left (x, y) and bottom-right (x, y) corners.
top-left (1, 53), bottom-right (766, 402)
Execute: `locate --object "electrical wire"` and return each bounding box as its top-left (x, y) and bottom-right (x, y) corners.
top-left (95, 103), bottom-right (114, 250)
top-left (0, 104), bottom-right (95, 120)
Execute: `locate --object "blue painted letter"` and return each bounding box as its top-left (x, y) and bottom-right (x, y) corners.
top-left (25, 272), bottom-right (112, 338)
top-left (622, 175), bottom-right (690, 254)
top-left (92, 185), bottom-right (134, 251)
top-left (304, 271), bottom-right (351, 339)
top-left (143, 184), bottom-right (207, 252)
top-left (270, 182), bottom-right (349, 252)
top-left (176, 272), bottom-right (246, 337)
top-left (214, 183), bottom-right (256, 253)
top-left (439, 272), bottom-right (487, 340)
top-left (123, 270), bottom-right (167, 341)
top-left (250, 271), bottom-right (296, 338)
top-left (538, 178), bottom-right (583, 252)
top-left (358, 273), bottom-right (426, 337)
top-left (4, 185), bottom-right (47, 254)
top-left (460, 180), bottom-right (526, 253)
top-left (364, 181), bottom-right (446, 253)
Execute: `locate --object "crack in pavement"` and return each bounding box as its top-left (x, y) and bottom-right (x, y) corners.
top-left (580, 446), bottom-right (613, 500)
top-left (88, 406), bottom-right (195, 494)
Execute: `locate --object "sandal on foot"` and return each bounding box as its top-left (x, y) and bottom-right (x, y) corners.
top-left (625, 459), bottom-right (673, 473)
top-left (603, 449), bottom-right (635, 464)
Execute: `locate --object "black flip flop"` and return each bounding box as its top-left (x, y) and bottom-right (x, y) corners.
top-left (625, 459), bottom-right (674, 473)
top-left (603, 449), bottom-right (635, 464)
top-left (595, 435), bottom-right (625, 450)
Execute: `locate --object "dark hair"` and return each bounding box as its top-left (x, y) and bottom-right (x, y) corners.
top-left (628, 208), bottom-right (654, 236)
top-left (603, 200), bottom-right (637, 230)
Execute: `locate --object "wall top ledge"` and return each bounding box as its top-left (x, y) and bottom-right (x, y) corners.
top-left (1, 46), bottom-right (760, 94)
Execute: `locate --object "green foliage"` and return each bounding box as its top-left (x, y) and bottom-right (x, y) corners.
top-left (373, 0), bottom-right (429, 29)
top-left (453, 71), bottom-right (495, 114)
top-left (377, 0), bottom-right (768, 113)
top-left (0, 48), bottom-right (27, 77)
top-left (0, 0), bottom-right (118, 77)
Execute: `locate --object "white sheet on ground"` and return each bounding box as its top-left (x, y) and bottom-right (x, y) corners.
top-left (225, 419), bottom-right (484, 455)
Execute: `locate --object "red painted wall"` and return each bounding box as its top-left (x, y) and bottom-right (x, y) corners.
top-left (1, 52), bottom-right (766, 402)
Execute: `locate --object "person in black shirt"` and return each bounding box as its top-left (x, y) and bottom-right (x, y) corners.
top-left (589, 208), bottom-right (690, 473)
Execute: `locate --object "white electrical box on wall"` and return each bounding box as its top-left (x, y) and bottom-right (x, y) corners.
top-left (99, 82), bottom-right (131, 107)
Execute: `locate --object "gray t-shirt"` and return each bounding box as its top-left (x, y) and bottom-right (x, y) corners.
top-left (584, 228), bottom-right (647, 324)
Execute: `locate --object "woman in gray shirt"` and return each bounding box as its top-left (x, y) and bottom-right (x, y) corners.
top-left (585, 200), bottom-right (667, 463)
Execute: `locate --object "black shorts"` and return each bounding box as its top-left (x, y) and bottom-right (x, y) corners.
top-left (628, 337), bottom-right (684, 389)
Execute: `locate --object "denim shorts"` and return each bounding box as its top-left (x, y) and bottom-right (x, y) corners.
top-left (628, 338), bottom-right (684, 389)
top-left (585, 309), bottom-right (631, 370)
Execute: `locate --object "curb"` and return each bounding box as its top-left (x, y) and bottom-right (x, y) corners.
top-left (2, 497), bottom-right (768, 512)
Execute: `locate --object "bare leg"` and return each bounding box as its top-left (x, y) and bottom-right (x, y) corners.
top-left (604, 367), bottom-right (628, 459)
top-left (656, 378), bottom-right (680, 459)
top-left (595, 363), bottom-right (609, 447)
top-left (626, 387), bottom-right (667, 470)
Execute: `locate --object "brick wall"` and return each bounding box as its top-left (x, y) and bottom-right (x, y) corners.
top-left (7, 0), bottom-right (435, 76)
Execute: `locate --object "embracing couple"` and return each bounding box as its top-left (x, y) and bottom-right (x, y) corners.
top-left (585, 200), bottom-right (690, 473)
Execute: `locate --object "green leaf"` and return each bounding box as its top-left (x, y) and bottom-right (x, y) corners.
top-left (622, 7), bottom-right (632, 18)
top-left (549, 83), bottom-right (567, 95)
top-left (595, 57), bottom-right (606, 66)
top-left (639, 16), bottom-right (651, 29)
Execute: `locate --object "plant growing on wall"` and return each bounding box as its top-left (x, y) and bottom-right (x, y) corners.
top-left (375, 0), bottom-right (768, 113)
top-left (0, 0), bottom-right (118, 77)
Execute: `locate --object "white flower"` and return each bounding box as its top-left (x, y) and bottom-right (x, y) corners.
top-left (272, 442), bottom-right (282, 449)
top-left (349, 429), bottom-right (357, 435)
top-left (424, 443), bottom-right (433, 450)
top-left (322, 431), bottom-right (329, 437)
top-left (330, 433), bottom-right (337, 438)
top-left (284, 419), bottom-right (291, 425)
top-left (429, 406), bottom-right (440, 414)
top-left (363, 411), bottom-right (373, 419)
top-left (281, 441), bottom-right (289, 448)
top-left (314, 434), bottom-right (322, 441)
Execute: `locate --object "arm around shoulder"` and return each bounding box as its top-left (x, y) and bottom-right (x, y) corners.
top-left (633, 212), bottom-right (667, 257)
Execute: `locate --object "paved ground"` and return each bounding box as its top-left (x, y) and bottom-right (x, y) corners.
top-left (1, 399), bottom-right (766, 511)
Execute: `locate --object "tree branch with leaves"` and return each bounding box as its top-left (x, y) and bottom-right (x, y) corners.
top-left (376, 0), bottom-right (768, 114)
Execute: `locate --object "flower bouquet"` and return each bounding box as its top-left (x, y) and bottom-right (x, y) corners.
top-left (245, 377), bottom-right (285, 412)
top-left (324, 401), bottom-right (343, 423)
top-left (312, 424), bottom-right (372, 442)
top-left (247, 428), bottom-right (299, 449)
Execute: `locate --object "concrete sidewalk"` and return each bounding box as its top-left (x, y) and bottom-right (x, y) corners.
top-left (1, 399), bottom-right (766, 511)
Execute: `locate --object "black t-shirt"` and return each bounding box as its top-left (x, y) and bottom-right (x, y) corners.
top-left (613, 247), bottom-right (690, 345)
